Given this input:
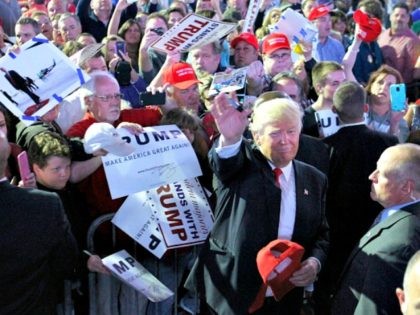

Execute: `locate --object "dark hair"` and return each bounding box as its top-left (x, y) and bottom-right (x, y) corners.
top-left (196, 9), bottom-right (216, 19)
top-left (330, 9), bottom-right (347, 23)
top-left (392, 2), bottom-right (409, 13)
top-left (333, 81), bottom-right (366, 122)
top-left (62, 40), bottom-right (84, 56)
top-left (272, 72), bottom-right (306, 104)
top-left (16, 17), bottom-right (41, 34)
top-left (357, 0), bottom-right (384, 20)
top-left (114, 60), bottom-right (132, 86)
top-left (166, 7), bottom-right (186, 18)
top-left (160, 108), bottom-right (209, 159)
top-left (147, 13), bottom-right (169, 29)
top-left (365, 65), bottom-right (403, 97)
top-left (169, 0), bottom-right (189, 15)
top-left (118, 19), bottom-right (142, 41)
top-left (312, 61), bottom-right (343, 90)
top-left (28, 131), bottom-right (71, 168)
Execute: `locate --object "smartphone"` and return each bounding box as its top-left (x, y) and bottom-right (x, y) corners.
top-left (139, 91), bottom-right (166, 106)
top-left (116, 41), bottom-right (126, 58)
top-left (17, 151), bottom-right (31, 180)
top-left (390, 83), bottom-right (406, 112)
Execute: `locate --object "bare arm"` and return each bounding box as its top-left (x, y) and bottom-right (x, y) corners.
top-left (138, 29), bottom-right (161, 74)
top-left (107, 0), bottom-right (129, 36)
top-left (342, 27), bottom-right (362, 83)
top-left (70, 156), bottom-right (103, 183)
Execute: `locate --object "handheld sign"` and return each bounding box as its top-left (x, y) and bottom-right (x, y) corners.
top-left (242, 0), bottom-right (263, 33)
top-left (101, 125), bottom-right (202, 199)
top-left (112, 178), bottom-right (214, 258)
top-left (315, 109), bottom-right (340, 138)
top-left (151, 13), bottom-right (235, 54)
top-left (0, 34), bottom-right (89, 125)
top-left (269, 8), bottom-right (317, 51)
top-left (102, 250), bottom-right (173, 302)
top-left (208, 67), bottom-right (247, 96)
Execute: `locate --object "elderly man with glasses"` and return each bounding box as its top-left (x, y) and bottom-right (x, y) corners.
top-left (66, 71), bottom-right (161, 221)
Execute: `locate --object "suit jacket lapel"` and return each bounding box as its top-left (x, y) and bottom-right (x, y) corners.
top-left (251, 146), bottom-right (281, 235)
top-left (338, 207), bottom-right (416, 284)
top-left (292, 161), bottom-right (306, 242)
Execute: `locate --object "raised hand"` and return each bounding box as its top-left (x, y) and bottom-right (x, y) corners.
top-left (210, 93), bottom-right (251, 146)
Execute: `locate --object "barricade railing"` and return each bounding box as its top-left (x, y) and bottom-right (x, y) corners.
top-left (86, 213), bottom-right (200, 315)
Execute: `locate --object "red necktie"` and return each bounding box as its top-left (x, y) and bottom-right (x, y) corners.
top-left (273, 168), bottom-right (282, 188)
top-left (248, 284), bottom-right (267, 313)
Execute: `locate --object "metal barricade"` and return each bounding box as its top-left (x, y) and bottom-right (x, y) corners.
top-left (86, 213), bottom-right (200, 315)
top-left (56, 280), bottom-right (75, 315)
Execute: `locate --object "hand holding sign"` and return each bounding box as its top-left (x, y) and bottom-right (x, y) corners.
top-left (211, 93), bottom-right (251, 146)
top-left (246, 60), bottom-right (265, 88)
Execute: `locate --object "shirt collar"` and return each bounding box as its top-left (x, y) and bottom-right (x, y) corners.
top-left (269, 161), bottom-right (293, 183)
top-left (338, 121), bottom-right (366, 129)
top-left (380, 199), bottom-right (420, 220)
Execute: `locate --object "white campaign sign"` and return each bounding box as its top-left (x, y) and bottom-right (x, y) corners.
top-left (102, 125), bottom-right (202, 199)
top-left (0, 34), bottom-right (90, 125)
top-left (209, 67), bottom-right (247, 96)
top-left (315, 109), bottom-right (340, 138)
top-left (151, 13), bottom-right (235, 54)
top-left (269, 8), bottom-right (317, 45)
top-left (102, 250), bottom-right (173, 302)
top-left (242, 0), bottom-right (262, 33)
top-left (112, 178), bottom-right (214, 258)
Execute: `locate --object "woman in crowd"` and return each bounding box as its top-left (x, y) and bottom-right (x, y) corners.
top-left (108, 0), bottom-right (143, 72)
top-left (365, 65), bottom-right (409, 142)
top-left (117, 19), bottom-right (142, 72)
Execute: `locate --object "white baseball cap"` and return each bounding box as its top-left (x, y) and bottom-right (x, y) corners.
top-left (83, 122), bottom-right (135, 156)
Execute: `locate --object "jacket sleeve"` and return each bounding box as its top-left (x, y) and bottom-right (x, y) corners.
top-left (310, 173), bottom-right (329, 267)
top-left (49, 195), bottom-right (79, 278)
top-left (208, 138), bottom-right (247, 183)
top-left (354, 241), bottom-right (419, 315)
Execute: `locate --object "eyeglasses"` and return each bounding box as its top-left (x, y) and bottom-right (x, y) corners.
top-left (93, 93), bottom-right (123, 102)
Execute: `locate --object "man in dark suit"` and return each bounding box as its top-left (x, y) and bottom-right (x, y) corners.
top-left (186, 94), bottom-right (329, 314)
top-left (0, 131), bottom-right (79, 315)
top-left (315, 81), bottom-right (399, 312)
top-left (331, 143), bottom-right (420, 315)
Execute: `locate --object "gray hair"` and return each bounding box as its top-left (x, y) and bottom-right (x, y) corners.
top-left (385, 144), bottom-right (420, 192)
top-left (250, 97), bottom-right (303, 135)
top-left (79, 71), bottom-right (119, 103)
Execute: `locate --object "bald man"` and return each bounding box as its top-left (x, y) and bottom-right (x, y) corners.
top-left (396, 251), bottom-right (420, 315)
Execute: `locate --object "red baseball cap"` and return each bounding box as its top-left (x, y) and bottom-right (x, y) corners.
top-left (163, 62), bottom-right (200, 89)
top-left (308, 5), bottom-right (331, 21)
top-left (256, 239), bottom-right (305, 301)
top-left (353, 9), bottom-right (382, 42)
top-left (262, 33), bottom-right (291, 55)
top-left (231, 32), bottom-right (259, 51)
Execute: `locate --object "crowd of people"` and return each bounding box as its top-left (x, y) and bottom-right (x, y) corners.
top-left (0, 0), bottom-right (419, 313)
